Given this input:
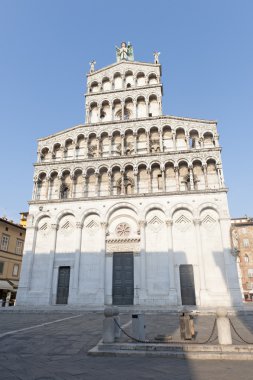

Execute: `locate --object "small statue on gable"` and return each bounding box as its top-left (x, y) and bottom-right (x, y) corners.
top-left (89, 60), bottom-right (96, 73)
top-left (115, 42), bottom-right (134, 62)
top-left (153, 51), bottom-right (160, 64)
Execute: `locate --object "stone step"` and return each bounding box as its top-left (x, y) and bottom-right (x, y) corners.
top-left (89, 342), bottom-right (253, 360)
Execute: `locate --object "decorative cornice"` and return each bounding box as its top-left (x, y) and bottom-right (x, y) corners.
top-left (37, 115), bottom-right (217, 143)
top-left (34, 147), bottom-right (222, 168)
top-left (86, 60), bottom-right (161, 77)
top-left (106, 237), bottom-right (140, 244)
top-left (85, 83), bottom-right (162, 98)
top-left (29, 188), bottom-right (229, 206)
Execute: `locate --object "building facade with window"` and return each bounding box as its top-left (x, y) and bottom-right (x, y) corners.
top-left (0, 217), bottom-right (25, 303)
top-left (231, 217), bottom-right (253, 301)
top-left (17, 43), bottom-right (242, 307)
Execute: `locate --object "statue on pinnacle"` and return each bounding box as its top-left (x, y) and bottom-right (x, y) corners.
top-left (115, 42), bottom-right (134, 62)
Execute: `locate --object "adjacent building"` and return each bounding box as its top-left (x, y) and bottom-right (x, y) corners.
top-left (231, 217), bottom-right (253, 301)
top-left (17, 43), bottom-right (242, 308)
top-left (0, 217), bottom-right (26, 303)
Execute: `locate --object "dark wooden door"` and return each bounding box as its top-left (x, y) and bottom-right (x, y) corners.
top-left (56, 266), bottom-right (70, 304)
top-left (179, 264), bottom-right (196, 305)
top-left (113, 253), bottom-right (134, 305)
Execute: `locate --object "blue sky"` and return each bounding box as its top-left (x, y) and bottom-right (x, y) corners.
top-left (0, 0), bottom-right (252, 221)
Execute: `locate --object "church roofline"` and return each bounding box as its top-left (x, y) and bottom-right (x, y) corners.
top-left (87, 60), bottom-right (161, 77)
top-left (37, 115), bottom-right (217, 142)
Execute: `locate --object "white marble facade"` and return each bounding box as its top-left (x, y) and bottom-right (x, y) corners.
top-left (17, 44), bottom-right (242, 307)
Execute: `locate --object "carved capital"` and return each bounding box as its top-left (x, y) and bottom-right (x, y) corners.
top-left (193, 219), bottom-right (201, 226)
top-left (51, 223), bottom-right (58, 231)
top-left (76, 222), bottom-right (83, 229)
top-left (100, 222), bottom-right (107, 229)
top-left (165, 219), bottom-right (173, 227)
top-left (138, 220), bottom-right (146, 228)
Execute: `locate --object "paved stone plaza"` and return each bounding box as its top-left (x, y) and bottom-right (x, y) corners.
top-left (1, 310), bottom-right (253, 379)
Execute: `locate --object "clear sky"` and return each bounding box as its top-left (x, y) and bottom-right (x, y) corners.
top-left (0, 0), bottom-right (252, 222)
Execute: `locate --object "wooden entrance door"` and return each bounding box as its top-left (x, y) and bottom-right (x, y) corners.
top-left (113, 253), bottom-right (134, 305)
top-left (179, 264), bottom-right (196, 305)
top-left (56, 266), bottom-right (70, 304)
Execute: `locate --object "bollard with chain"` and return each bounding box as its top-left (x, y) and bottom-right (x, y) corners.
top-left (216, 307), bottom-right (232, 345)
top-left (180, 311), bottom-right (195, 340)
top-left (103, 306), bottom-right (119, 343)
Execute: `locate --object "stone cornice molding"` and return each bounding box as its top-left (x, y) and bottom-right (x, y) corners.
top-left (35, 148), bottom-right (221, 166)
top-left (29, 188), bottom-right (229, 206)
top-left (106, 237), bottom-right (140, 244)
top-left (34, 150), bottom-right (221, 177)
top-left (85, 83), bottom-right (162, 99)
top-left (86, 60), bottom-right (161, 78)
top-left (37, 115), bottom-right (217, 145)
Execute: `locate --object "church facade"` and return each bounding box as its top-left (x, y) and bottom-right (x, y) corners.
top-left (17, 43), bottom-right (242, 307)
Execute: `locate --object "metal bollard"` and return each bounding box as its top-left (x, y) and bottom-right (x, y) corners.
top-left (180, 312), bottom-right (195, 340)
top-left (216, 307), bottom-right (232, 345)
top-left (103, 306), bottom-right (119, 343)
top-left (132, 314), bottom-right (145, 341)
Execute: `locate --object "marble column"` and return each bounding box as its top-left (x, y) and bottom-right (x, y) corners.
top-left (83, 174), bottom-right (88, 197)
top-left (57, 175), bottom-right (62, 198)
top-left (96, 137), bottom-right (100, 157)
top-left (146, 101), bottom-right (149, 117)
top-left (74, 144), bottom-right (79, 159)
top-left (121, 134), bottom-right (124, 156)
top-left (84, 137), bottom-right (88, 158)
top-left (203, 164), bottom-right (208, 189)
top-left (172, 132), bottom-right (176, 150)
top-left (108, 135), bottom-right (112, 156)
top-left (97, 106), bottom-right (101, 122)
top-left (189, 166), bottom-right (194, 190)
top-left (47, 223), bottom-right (58, 304)
top-left (133, 100), bottom-right (137, 118)
top-left (121, 102), bottom-right (124, 120)
top-left (217, 164), bottom-right (225, 188)
top-left (174, 166), bottom-right (179, 191)
top-left (193, 219), bottom-right (207, 304)
top-left (186, 134), bottom-right (190, 149)
top-left (161, 168), bottom-right (166, 192)
top-left (85, 107), bottom-right (89, 123)
top-left (61, 147), bottom-right (65, 160)
top-left (133, 170), bottom-right (138, 194)
top-left (214, 134), bottom-right (219, 147)
top-left (159, 131), bottom-right (163, 152)
top-left (107, 171), bottom-right (112, 196)
top-left (22, 225), bottom-right (38, 291)
top-left (121, 170), bottom-right (125, 195)
top-left (139, 220), bottom-right (147, 301)
top-left (69, 175), bottom-right (74, 198)
top-left (32, 180), bottom-right (38, 200)
top-left (72, 222), bottom-right (83, 293)
top-left (133, 133), bottom-right (137, 154)
top-left (109, 103), bottom-right (113, 122)
top-left (95, 173), bottom-right (99, 196)
top-left (100, 222), bottom-right (107, 303)
top-left (146, 131), bottom-right (150, 153)
top-left (166, 220), bottom-right (177, 303)
top-left (147, 169), bottom-right (152, 193)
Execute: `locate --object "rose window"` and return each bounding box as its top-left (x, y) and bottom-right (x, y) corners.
top-left (115, 223), bottom-right (130, 237)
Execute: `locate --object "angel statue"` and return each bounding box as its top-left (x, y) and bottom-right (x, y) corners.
top-left (89, 60), bottom-right (96, 73)
top-left (115, 42), bottom-right (134, 62)
top-left (153, 51), bottom-right (160, 64)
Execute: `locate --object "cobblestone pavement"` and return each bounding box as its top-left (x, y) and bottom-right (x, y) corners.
top-left (1, 310), bottom-right (253, 379)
